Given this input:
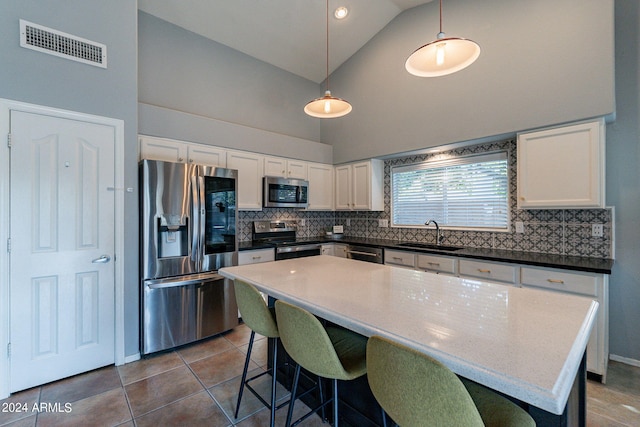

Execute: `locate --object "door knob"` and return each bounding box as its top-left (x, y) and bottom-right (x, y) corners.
top-left (92, 255), bottom-right (111, 264)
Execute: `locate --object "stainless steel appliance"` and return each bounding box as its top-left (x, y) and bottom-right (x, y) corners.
top-left (140, 159), bottom-right (239, 355)
top-left (252, 220), bottom-right (321, 260)
top-left (263, 176), bottom-right (309, 208)
top-left (346, 245), bottom-right (384, 264)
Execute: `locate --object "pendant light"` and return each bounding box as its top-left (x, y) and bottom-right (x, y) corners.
top-left (405, 0), bottom-right (480, 77)
top-left (304, 0), bottom-right (352, 118)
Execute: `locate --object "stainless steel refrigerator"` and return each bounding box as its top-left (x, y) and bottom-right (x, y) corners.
top-left (140, 159), bottom-right (239, 355)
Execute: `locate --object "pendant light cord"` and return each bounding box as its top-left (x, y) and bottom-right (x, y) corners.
top-left (439, 0), bottom-right (443, 34)
top-left (325, 0), bottom-right (329, 92)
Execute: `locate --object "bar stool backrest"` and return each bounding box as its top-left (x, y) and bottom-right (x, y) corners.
top-left (275, 300), bottom-right (351, 380)
top-left (367, 335), bottom-right (484, 427)
top-left (234, 280), bottom-right (279, 338)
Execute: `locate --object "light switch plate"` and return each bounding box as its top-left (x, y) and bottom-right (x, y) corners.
top-left (378, 219), bottom-right (388, 228)
top-left (333, 225), bottom-right (344, 234)
top-left (515, 221), bottom-right (524, 233)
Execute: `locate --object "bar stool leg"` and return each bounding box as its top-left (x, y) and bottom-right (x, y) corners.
top-left (234, 330), bottom-right (255, 419)
top-left (269, 338), bottom-right (278, 427)
top-left (285, 363), bottom-right (301, 427)
top-left (332, 379), bottom-right (339, 427)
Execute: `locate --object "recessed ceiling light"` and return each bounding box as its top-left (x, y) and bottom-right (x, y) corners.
top-left (334, 6), bottom-right (348, 19)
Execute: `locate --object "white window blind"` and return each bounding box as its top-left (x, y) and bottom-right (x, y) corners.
top-left (391, 152), bottom-right (509, 229)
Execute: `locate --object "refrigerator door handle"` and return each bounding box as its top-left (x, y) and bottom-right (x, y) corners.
top-left (197, 174), bottom-right (206, 263)
top-left (191, 173), bottom-right (200, 265)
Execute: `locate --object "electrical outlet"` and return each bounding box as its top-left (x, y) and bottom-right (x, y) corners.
top-left (299, 219), bottom-right (306, 227)
top-left (378, 219), bottom-right (388, 228)
top-left (346, 219), bottom-right (351, 226)
top-left (592, 224), bottom-right (604, 237)
top-left (515, 221), bottom-right (524, 233)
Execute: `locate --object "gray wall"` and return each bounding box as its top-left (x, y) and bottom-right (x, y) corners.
top-left (605, 0), bottom-right (640, 364)
top-left (138, 12), bottom-right (332, 163)
top-left (0, 0), bottom-right (140, 357)
top-left (324, 0), bottom-right (615, 164)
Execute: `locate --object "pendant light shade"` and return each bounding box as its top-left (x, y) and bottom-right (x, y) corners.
top-left (405, 0), bottom-right (480, 77)
top-left (304, 90), bottom-right (352, 118)
top-left (305, 0), bottom-right (352, 118)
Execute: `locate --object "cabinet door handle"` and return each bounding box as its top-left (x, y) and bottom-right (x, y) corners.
top-left (252, 256), bottom-right (262, 260)
top-left (393, 257), bottom-right (404, 261)
top-left (477, 269), bottom-right (491, 273)
top-left (547, 278), bottom-right (565, 284)
top-left (427, 262), bottom-right (441, 266)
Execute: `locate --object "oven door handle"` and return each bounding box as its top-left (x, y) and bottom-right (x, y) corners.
top-left (277, 244), bottom-right (321, 253)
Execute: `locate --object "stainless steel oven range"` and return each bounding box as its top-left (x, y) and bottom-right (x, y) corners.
top-left (252, 220), bottom-right (321, 260)
top-left (140, 159), bottom-right (239, 355)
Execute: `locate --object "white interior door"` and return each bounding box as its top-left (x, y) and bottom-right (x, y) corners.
top-left (9, 110), bottom-right (116, 392)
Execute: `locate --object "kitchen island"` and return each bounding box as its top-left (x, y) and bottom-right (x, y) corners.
top-left (220, 255), bottom-right (598, 426)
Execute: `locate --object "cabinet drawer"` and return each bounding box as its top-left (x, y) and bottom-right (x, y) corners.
top-left (417, 254), bottom-right (456, 274)
top-left (384, 250), bottom-right (416, 268)
top-left (520, 267), bottom-right (599, 297)
top-left (238, 248), bottom-right (275, 265)
top-left (459, 260), bottom-right (516, 284)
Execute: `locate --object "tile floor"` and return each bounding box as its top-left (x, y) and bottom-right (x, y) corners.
top-left (1, 323), bottom-right (639, 427)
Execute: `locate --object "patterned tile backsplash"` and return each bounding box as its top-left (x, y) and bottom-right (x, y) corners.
top-left (239, 139), bottom-right (613, 259)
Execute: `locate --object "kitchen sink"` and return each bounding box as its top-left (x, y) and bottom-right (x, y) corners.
top-left (397, 242), bottom-right (463, 251)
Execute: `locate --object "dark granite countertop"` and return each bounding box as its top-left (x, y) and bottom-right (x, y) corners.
top-left (239, 236), bottom-right (614, 275)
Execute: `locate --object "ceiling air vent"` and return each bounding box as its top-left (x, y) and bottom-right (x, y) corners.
top-left (19, 19), bottom-right (107, 68)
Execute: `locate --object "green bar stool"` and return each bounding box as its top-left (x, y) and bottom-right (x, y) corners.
top-left (233, 280), bottom-right (288, 427)
top-left (274, 300), bottom-right (368, 427)
top-left (366, 335), bottom-right (536, 427)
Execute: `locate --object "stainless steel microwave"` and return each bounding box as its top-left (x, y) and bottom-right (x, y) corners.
top-left (263, 176), bottom-right (309, 208)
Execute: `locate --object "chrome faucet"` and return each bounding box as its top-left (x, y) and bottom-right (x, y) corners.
top-left (425, 220), bottom-right (444, 245)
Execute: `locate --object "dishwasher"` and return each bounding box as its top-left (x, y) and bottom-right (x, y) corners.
top-left (345, 245), bottom-right (384, 264)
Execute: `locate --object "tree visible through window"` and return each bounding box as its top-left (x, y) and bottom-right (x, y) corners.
top-left (391, 152), bottom-right (509, 230)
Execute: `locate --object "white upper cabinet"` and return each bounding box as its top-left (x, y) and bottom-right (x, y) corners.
top-left (335, 160), bottom-right (384, 211)
top-left (307, 162), bottom-right (334, 211)
top-left (517, 119), bottom-right (605, 209)
top-left (140, 135), bottom-right (187, 162)
top-left (226, 150), bottom-right (264, 211)
top-left (264, 156), bottom-right (308, 180)
top-left (139, 135), bottom-right (227, 167)
top-left (187, 144), bottom-right (227, 167)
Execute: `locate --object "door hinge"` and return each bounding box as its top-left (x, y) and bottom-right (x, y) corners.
top-left (6, 343), bottom-right (10, 358)
top-left (6, 238), bottom-right (10, 254)
top-left (7, 133), bottom-right (11, 148)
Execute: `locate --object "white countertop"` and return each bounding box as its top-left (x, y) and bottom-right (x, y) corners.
top-left (220, 255), bottom-right (598, 415)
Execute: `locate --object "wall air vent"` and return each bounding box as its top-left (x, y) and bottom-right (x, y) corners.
top-left (19, 19), bottom-right (107, 68)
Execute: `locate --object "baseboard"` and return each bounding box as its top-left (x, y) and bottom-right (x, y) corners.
top-left (123, 353), bottom-right (141, 364)
top-left (609, 354), bottom-right (640, 368)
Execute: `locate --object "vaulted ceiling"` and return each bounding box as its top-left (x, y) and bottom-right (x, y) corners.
top-left (138, 0), bottom-right (434, 83)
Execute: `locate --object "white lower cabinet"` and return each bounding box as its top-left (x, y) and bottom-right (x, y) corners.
top-left (458, 259), bottom-right (517, 285)
top-left (384, 249), bottom-right (416, 269)
top-left (520, 266), bottom-right (609, 380)
top-left (417, 254), bottom-right (457, 275)
top-left (238, 248), bottom-right (275, 265)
